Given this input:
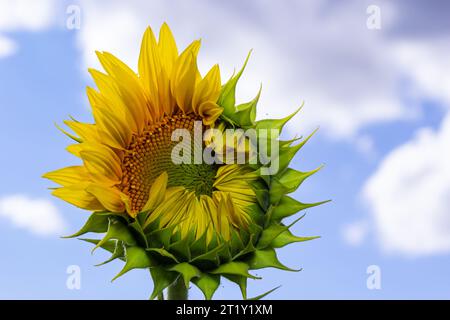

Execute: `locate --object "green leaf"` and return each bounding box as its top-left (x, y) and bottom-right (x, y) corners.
top-left (149, 267), bottom-right (178, 300)
top-left (192, 274), bottom-right (220, 300)
top-left (63, 212), bottom-right (109, 238)
top-left (248, 285), bottom-right (281, 300)
top-left (218, 50), bottom-right (252, 118)
top-left (271, 229), bottom-right (320, 248)
top-left (271, 196), bottom-right (330, 221)
top-left (169, 263), bottom-right (201, 287)
top-left (248, 248), bottom-right (300, 272)
top-left (224, 275), bottom-right (248, 299)
top-left (92, 217), bottom-right (137, 253)
top-left (210, 261), bottom-right (260, 279)
top-left (112, 246), bottom-right (154, 281)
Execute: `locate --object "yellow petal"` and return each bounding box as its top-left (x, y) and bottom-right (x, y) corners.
top-left (66, 144), bottom-right (82, 158)
top-left (64, 119), bottom-right (100, 143)
top-left (141, 171), bottom-right (168, 212)
top-left (79, 143), bottom-right (122, 186)
top-left (43, 166), bottom-right (89, 187)
top-left (86, 184), bottom-right (125, 213)
top-left (158, 23), bottom-right (178, 75)
top-left (52, 182), bottom-right (103, 211)
top-left (139, 26), bottom-right (163, 118)
top-left (96, 51), bottom-right (150, 133)
top-left (170, 40), bottom-right (201, 113)
top-left (192, 64), bottom-right (221, 111)
top-left (198, 101), bottom-right (223, 125)
top-left (88, 88), bottom-right (131, 149)
top-left (143, 186), bottom-right (186, 228)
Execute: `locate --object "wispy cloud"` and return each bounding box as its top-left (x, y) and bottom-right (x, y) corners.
top-left (0, 0), bottom-right (57, 58)
top-left (0, 35), bottom-right (16, 57)
top-left (363, 113), bottom-right (450, 256)
top-left (74, 0), bottom-right (450, 141)
top-left (341, 220), bottom-right (369, 247)
top-left (0, 194), bottom-right (67, 236)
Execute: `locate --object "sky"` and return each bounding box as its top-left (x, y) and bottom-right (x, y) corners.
top-left (0, 0), bottom-right (450, 299)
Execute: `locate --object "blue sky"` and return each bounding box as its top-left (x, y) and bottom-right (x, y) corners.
top-left (1, 0), bottom-right (450, 299)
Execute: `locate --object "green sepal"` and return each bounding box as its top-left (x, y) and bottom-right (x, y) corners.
top-left (271, 229), bottom-right (320, 248)
top-left (79, 238), bottom-right (117, 256)
top-left (92, 217), bottom-right (137, 253)
top-left (149, 267), bottom-right (178, 300)
top-left (270, 166), bottom-right (323, 204)
top-left (62, 212), bottom-right (109, 238)
top-left (232, 235), bottom-right (256, 260)
top-left (248, 285), bottom-right (281, 300)
top-left (227, 85), bottom-right (261, 128)
top-left (192, 273), bottom-right (220, 300)
top-left (55, 122), bottom-right (82, 143)
top-left (112, 246), bottom-right (154, 281)
top-left (169, 262), bottom-right (201, 288)
top-left (255, 105), bottom-right (302, 132)
top-left (224, 275), bottom-right (248, 299)
top-left (190, 230), bottom-right (208, 258)
top-left (248, 248), bottom-right (300, 272)
top-left (148, 224), bottom-right (177, 248)
top-left (271, 195), bottom-right (330, 221)
top-left (218, 50), bottom-right (252, 120)
top-left (217, 240), bottom-right (233, 262)
top-left (276, 128), bottom-right (318, 173)
top-left (147, 247), bottom-right (179, 263)
top-left (169, 238), bottom-right (191, 261)
top-left (191, 243), bottom-right (224, 264)
top-left (256, 223), bottom-right (288, 249)
top-left (210, 261), bottom-right (260, 279)
top-left (128, 220), bottom-right (148, 247)
top-left (96, 240), bottom-right (125, 266)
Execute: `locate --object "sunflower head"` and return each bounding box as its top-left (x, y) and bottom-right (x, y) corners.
top-left (44, 23), bottom-right (327, 300)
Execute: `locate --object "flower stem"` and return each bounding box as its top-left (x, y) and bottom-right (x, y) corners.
top-left (167, 277), bottom-right (188, 300)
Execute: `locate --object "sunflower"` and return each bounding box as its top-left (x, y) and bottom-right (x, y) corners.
top-left (44, 23), bottom-right (326, 300)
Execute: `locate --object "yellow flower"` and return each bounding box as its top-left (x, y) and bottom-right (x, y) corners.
top-left (44, 24), bottom-right (326, 300)
top-left (44, 24), bottom-right (256, 242)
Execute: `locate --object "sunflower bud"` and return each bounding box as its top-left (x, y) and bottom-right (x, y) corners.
top-left (43, 23), bottom-right (328, 300)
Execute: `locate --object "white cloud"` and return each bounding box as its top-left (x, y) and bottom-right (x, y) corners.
top-left (341, 220), bottom-right (369, 247)
top-left (363, 113), bottom-right (450, 256)
top-left (0, 195), bottom-right (67, 236)
top-left (0, 0), bottom-right (56, 31)
top-left (73, 0), bottom-right (425, 140)
top-left (0, 35), bottom-right (17, 57)
top-left (73, 1), bottom-right (450, 140)
top-left (0, 0), bottom-right (57, 58)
